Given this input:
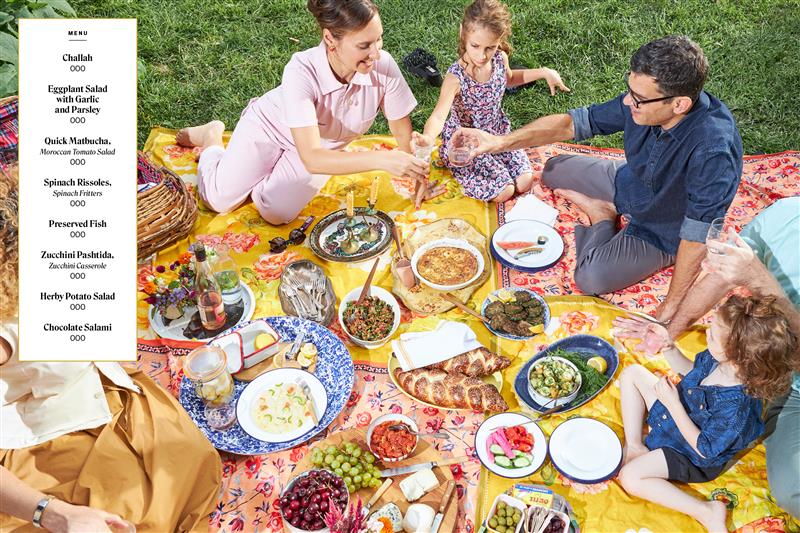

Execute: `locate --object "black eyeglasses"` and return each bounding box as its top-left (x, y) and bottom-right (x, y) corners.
top-left (269, 216), bottom-right (316, 253)
top-left (624, 74), bottom-right (675, 109)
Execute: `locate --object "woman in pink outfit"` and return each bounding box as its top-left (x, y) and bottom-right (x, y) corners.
top-left (177, 0), bottom-right (428, 225)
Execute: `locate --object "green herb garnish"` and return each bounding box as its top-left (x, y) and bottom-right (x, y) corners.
top-left (548, 348), bottom-right (609, 403)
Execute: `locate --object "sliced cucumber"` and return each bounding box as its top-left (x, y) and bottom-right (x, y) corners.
top-left (513, 450), bottom-right (527, 458)
top-left (512, 456), bottom-right (531, 468)
top-left (490, 444), bottom-right (505, 456)
top-left (495, 456), bottom-right (513, 468)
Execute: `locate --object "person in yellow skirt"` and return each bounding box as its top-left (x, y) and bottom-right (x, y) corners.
top-left (0, 164), bottom-right (222, 531)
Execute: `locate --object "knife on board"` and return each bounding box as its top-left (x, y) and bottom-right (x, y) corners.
top-left (430, 480), bottom-right (456, 533)
top-left (379, 456), bottom-right (469, 478)
top-left (360, 478), bottom-right (393, 516)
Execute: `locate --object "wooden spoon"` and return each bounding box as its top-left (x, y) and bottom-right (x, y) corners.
top-left (441, 293), bottom-right (491, 324)
top-left (357, 257), bottom-right (382, 306)
top-left (392, 225), bottom-right (415, 288)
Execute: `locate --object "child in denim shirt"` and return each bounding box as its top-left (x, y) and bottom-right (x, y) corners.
top-left (618, 295), bottom-right (797, 532)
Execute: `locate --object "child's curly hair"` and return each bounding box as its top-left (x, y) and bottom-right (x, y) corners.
top-left (0, 164), bottom-right (18, 321)
top-left (459, 0), bottom-right (513, 59)
top-left (717, 295), bottom-right (798, 399)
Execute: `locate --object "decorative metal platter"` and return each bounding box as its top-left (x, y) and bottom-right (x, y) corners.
top-left (309, 207), bottom-right (394, 263)
top-left (148, 281), bottom-right (255, 340)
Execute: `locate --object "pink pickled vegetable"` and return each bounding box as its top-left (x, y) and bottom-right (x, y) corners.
top-left (486, 433), bottom-right (496, 463)
top-left (491, 428), bottom-right (515, 459)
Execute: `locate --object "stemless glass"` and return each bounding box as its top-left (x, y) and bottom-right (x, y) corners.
top-left (212, 244), bottom-right (242, 304)
top-left (447, 134), bottom-right (477, 167)
top-left (706, 217), bottom-right (733, 255)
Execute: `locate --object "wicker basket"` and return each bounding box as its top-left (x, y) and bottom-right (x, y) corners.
top-left (137, 152), bottom-right (198, 259)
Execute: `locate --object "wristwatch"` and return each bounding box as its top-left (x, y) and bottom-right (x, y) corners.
top-left (32, 495), bottom-right (55, 528)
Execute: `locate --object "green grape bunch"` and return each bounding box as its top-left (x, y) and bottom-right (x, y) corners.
top-left (310, 440), bottom-right (383, 493)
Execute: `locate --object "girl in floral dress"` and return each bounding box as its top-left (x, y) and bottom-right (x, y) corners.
top-left (413, 0), bottom-right (569, 202)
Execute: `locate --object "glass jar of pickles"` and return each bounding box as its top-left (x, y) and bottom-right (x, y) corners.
top-left (184, 345), bottom-right (237, 430)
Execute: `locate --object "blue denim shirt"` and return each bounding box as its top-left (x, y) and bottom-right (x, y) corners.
top-left (569, 91), bottom-right (743, 255)
top-left (644, 350), bottom-right (764, 468)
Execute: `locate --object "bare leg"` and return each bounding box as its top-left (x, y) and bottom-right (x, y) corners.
top-left (555, 188), bottom-right (616, 225)
top-left (618, 450), bottom-right (729, 532)
top-left (492, 184), bottom-right (516, 203)
top-left (514, 172), bottom-right (533, 194)
top-left (176, 120), bottom-right (225, 148)
top-left (620, 364), bottom-right (659, 464)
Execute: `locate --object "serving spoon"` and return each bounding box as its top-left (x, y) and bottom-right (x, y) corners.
top-left (388, 423), bottom-right (449, 439)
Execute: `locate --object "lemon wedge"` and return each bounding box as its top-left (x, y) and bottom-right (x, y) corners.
top-left (527, 323), bottom-right (545, 335)
top-left (587, 356), bottom-right (607, 374)
top-left (297, 343), bottom-right (318, 367)
top-left (254, 333), bottom-right (275, 350)
top-left (497, 289), bottom-right (515, 303)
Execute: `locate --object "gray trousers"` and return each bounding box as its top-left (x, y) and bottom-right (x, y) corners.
top-left (541, 154), bottom-right (675, 295)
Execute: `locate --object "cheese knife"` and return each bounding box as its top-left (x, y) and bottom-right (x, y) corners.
top-left (360, 478), bottom-right (393, 517)
top-left (379, 456), bottom-right (469, 478)
top-left (430, 480), bottom-right (456, 533)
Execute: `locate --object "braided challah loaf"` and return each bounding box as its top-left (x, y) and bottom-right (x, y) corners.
top-left (425, 347), bottom-right (510, 377)
top-left (393, 368), bottom-right (508, 413)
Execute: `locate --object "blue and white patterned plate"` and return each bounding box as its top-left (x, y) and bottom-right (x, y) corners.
top-left (480, 288), bottom-right (550, 341)
top-left (179, 316), bottom-right (354, 455)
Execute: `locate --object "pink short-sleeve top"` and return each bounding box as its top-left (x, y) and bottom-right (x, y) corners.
top-left (252, 42), bottom-right (417, 151)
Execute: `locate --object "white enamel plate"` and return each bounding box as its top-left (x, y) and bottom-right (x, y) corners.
top-left (236, 368), bottom-right (328, 444)
top-left (548, 417), bottom-right (623, 483)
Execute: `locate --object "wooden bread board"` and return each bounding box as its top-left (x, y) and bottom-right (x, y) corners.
top-left (296, 427), bottom-right (457, 533)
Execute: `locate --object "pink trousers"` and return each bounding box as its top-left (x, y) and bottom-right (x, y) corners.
top-left (196, 104), bottom-right (329, 225)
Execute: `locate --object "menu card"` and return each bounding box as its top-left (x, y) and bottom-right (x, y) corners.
top-left (18, 19), bottom-right (137, 361)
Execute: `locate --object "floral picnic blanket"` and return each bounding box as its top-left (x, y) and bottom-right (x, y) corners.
top-left (138, 129), bottom-right (798, 532)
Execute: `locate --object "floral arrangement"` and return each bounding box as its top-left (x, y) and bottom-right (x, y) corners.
top-left (141, 251), bottom-right (197, 318)
top-left (320, 496), bottom-right (393, 533)
top-left (323, 497), bottom-right (366, 533)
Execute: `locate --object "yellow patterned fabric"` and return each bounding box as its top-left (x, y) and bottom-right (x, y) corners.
top-left (139, 130), bottom-right (797, 533)
top-left (139, 129), bottom-right (504, 361)
top-left (479, 295), bottom-right (798, 533)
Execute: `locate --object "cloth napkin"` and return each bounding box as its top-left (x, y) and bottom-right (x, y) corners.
top-left (392, 320), bottom-right (483, 371)
top-left (505, 194), bottom-right (559, 227)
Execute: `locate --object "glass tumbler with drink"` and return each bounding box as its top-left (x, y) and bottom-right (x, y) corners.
top-left (211, 244), bottom-right (242, 304)
top-left (706, 217), bottom-right (735, 255)
top-left (447, 132), bottom-right (478, 167)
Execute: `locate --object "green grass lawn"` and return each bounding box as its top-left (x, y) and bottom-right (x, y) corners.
top-left (73, 0), bottom-right (799, 153)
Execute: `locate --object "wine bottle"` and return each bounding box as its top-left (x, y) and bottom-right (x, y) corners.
top-left (194, 243), bottom-right (227, 330)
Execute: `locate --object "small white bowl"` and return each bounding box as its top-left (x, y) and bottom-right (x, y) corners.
top-left (410, 238), bottom-right (485, 291)
top-left (525, 505), bottom-right (569, 533)
top-left (236, 319), bottom-right (281, 368)
top-left (366, 413), bottom-right (419, 463)
top-left (485, 494), bottom-right (526, 533)
top-left (338, 286), bottom-right (401, 349)
top-left (526, 356), bottom-right (582, 408)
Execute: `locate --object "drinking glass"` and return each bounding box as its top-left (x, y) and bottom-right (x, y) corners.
top-left (447, 134), bottom-right (477, 167)
top-left (212, 244), bottom-right (242, 304)
top-left (706, 217), bottom-right (733, 255)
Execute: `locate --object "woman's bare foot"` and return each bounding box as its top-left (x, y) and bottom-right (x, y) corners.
top-left (515, 172), bottom-right (533, 194)
top-left (696, 500), bottom-right (728, 533)
top-left (623, 442), bottom-right (649, 465)
top-left (492, 184), bottom-right (516, 203)
top-left (175, 120), bottom-right (225, 148)
top-left (554, 188), bottom-right (616, 224)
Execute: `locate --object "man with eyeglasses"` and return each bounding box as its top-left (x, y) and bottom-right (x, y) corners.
top-left (454, 36), bottom-right (743, 322)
